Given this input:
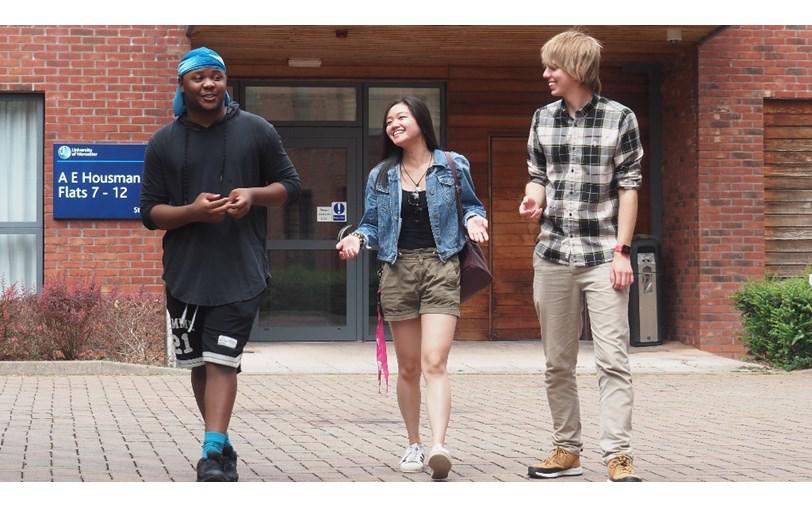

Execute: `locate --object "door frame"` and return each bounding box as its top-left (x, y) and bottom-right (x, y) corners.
top-left (236, 80), bottom-right (447, 342)
top-left (253, 126), bottom-right (365, 341)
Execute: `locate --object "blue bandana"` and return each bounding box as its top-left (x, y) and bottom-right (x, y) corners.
top-left (172, 47), bottom-right (232, 117)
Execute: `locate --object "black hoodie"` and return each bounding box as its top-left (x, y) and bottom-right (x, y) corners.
top-left (140, 103), bottom-right (301, 306)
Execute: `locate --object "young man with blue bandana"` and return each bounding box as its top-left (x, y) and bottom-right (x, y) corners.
top-left (140, 47), bottom-right (301, 481)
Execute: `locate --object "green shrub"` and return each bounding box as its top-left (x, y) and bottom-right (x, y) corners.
top-left (732, 272), bottom-right (812, 370)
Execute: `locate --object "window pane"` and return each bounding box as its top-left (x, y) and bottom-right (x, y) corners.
top-left (245, 86), bottom-right (357, 122)
top-left (268, 146), bottom-right (348, 241)
top-left (0, 234), bottom-right (37, 291)
top-left (258, 250), bottom-right (346, 328)
top-left (0, 96), bottom-right (40, 222)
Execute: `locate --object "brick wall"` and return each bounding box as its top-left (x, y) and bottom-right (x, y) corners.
top-left (694, 25), bottom-right (812, 356)
top-left (661, 47), bottom-right (701, 347)
top-left (0, 25), bottom-right (188, 294)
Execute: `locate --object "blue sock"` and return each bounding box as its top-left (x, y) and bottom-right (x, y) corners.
top-left (224, 433), bottom-right (232, 450)
top-left (202, 431), bottom-right (226, 458)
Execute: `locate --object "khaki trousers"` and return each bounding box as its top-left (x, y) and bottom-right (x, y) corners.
top-left (533, 252), bottom-right (634, 462)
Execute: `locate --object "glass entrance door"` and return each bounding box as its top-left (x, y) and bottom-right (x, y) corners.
top-left (241, 82), bottom-right (444, 342)
top-left (254, 127), bottom-right (364, 340)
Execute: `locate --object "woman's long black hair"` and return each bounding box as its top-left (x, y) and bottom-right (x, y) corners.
top-left (379, 95), bottom-right (440, 173)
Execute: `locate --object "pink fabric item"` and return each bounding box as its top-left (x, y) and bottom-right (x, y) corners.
top-left (375, 303), bottom-right (389, 393)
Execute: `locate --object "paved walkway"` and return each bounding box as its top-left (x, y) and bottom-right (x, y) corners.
top-left (240, 340), bottom-right (760, 374)
top-left (0, 341), bottom-right (810, 482)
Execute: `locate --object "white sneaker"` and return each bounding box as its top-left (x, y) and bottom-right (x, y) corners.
top-left (399, 443), bottom-right (425, 473)
top-left (427, 444), bottom-right (452, 480)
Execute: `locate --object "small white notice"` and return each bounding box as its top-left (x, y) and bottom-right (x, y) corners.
top-left (317, 202), bottom-right (348, 223)
top-left (317, 207), bottom-right (333, 222)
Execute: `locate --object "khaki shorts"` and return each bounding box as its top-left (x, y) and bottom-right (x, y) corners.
top-left (379, 248), bottom-right (461, 321)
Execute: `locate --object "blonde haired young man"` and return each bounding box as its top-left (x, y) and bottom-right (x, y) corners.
top-left (519, 30), bottom-right (643, 482)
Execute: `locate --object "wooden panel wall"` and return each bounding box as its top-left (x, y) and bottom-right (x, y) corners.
top-left (490, 137), bottom-right (540, 339)
top-left (447, 66), bottom-right (542, 340)
top-left (195, 26), bottom-right (717, 70)
top-left (764, 99), bottom-right (812, 277)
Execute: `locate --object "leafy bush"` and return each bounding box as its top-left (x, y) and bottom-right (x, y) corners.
top-left (733, 272), bottom-right (812, 371)
top-left (0, 279), bottom-right (166, 365)
top-left (1, 284), bottom-right (48, 360)
top-left (101, 291), bottom-right (166, 365)
top-left (35, 278), bottom-right (104, 360)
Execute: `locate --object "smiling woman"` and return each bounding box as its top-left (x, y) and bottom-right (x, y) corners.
top-left (335, 95), bottom-right (489, 480)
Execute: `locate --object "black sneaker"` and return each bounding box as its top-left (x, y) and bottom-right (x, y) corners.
top-left (222, 445), bottom-right (239, 482)
top-left (196, 451), bottom-right (227, 482)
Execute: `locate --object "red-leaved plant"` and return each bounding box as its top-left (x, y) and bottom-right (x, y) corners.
top-left (1, 278), bottom-right (165, 364)
top-left (35, 278), bottom-right (103, 360)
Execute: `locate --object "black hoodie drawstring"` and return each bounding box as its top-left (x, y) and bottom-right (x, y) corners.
top-left (220, 122), bottom-right (227, 193)
top-left (181, 127), bottom-right (190, 204)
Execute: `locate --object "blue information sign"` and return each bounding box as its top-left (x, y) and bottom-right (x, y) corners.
top-left (53, 143), bottom-right (146, 220)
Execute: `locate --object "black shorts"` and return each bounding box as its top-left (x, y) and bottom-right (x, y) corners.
top-left (166, 290), bottom-right (264, 370)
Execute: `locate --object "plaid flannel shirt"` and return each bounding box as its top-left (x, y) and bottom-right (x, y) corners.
top-left (527, 94), bottom-right (643, 267)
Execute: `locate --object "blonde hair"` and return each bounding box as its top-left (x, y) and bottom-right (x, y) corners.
top-left (541, 30), bottom-right (603, 94)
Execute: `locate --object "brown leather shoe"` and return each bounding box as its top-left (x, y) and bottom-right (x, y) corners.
top-left (528, 447), bottom-right (582, 478)
top-left (607, 455), bottom-right (642, 482)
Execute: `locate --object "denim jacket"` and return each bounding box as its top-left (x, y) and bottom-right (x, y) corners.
top-left (355, 149), bottom-right (487, 264)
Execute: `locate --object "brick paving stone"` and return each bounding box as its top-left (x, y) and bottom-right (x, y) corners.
top-left (0, 471), bottom-right (22, 481)
top-left (80, 473), bottom-right (115, 481)
top-left (1, 372), bottom-right (811, 482)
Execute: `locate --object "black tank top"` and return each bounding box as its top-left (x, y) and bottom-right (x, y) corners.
top-left (398, 190), bottom-right (436, 249)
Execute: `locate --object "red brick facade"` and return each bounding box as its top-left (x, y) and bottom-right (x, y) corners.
top-left (0, 25), bottom-right (188, 293)
top-left (678, 26), bottom-right (812, 356)
top-left (661, 47), bottom-right (701, 349)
